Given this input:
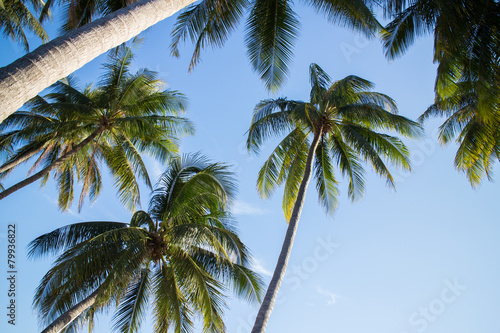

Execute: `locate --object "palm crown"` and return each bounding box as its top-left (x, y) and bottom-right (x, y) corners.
top-left (248, 63), bottom-right (422, 219)
top-left (28, 153), bottom-right (263, 333)
top-left (0, 47), bottom-right (193, 210)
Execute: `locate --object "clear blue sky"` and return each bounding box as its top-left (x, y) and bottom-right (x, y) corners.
top-left (1, 4), bottom-right (500, 333)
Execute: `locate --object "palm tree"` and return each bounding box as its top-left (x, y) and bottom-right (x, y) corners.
top-left (0, 0), bottom-right (382, 123)
top-left (246, 63), bottom-right (422, 332)
top-left (0, 47), bottom-right (193, 211)
top-left (28, 153), bottom-right (263, 333)
top-left (0, 0), bottom-right (48, 50)
top-left (419, 79), bottom-right (500, 186)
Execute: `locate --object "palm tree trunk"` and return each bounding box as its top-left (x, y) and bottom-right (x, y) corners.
top-left (0, 0), bottom-right (197, 124)
top-left (0, 126), bottom-right (104, 200)
top-left (41, 288), bottom-right (99, 333)
top-left (0, 144), bottom-right (46, 173)
top-left (251, 126), bottom-right (323, 333)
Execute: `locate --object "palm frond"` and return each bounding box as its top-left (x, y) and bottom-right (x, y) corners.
top-left (314, 138), bottom-right (339, 214)
top-left (112, 268), bottom-right (151, 333)
top-left (247, 98), bottom-right (299, 154)
top-left (153, 263), bottom-right (194, 333)
top-left (171, 0), bottom-right (250, 71)
top-left (27, 221), bottom-right (127, 259)
top-left (245, 0), bottom-right (300, 92)
top-left (308, 0), bottom-right (382, 35)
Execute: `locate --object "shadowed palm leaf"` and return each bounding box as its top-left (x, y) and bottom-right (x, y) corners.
top-left (382, 0), bottom-right (500, 118)
top-left (37, 0), bottom-right (382, 92)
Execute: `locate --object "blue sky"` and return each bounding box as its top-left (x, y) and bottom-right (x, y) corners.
top-left (1, 3), bottom-right (500, 333)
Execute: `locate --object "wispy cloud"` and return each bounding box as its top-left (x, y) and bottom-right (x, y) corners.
top-left (231, 200), bottom-right (267, 216)
top-left (252, 258), bottom-right (273, 277)
top-left (316, 286), bottom-right (339, 306)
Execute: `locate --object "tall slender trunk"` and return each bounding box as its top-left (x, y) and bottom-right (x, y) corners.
top-left (251, 126), bottom-right (323, 333)
top-left (41, 289), bottom-right (99, 333)
top-left (0, 144), bottom-right (46, 173)
top-left (0, 0), bottom-right (197, 124)
top-left (0, 126), bottom-right (104, 200)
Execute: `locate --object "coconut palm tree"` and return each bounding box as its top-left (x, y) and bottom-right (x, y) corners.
top-left (246, 63), bottom-right (422, 332)
top-left (28, 153), bottom-right (263, 333)
top-left (0, 47), bottom-right (193, 211)
top-left (0, 0), bottom-right (48, 50)
top-left (0, 0), bottom-right (382, 123)
top-left (419, 78), bottom-right (500, 186)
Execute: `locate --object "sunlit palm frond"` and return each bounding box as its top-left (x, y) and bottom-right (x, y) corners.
top-left (314, 138), bottom-right (339, 214)
top-left (329, 129), bottom-right (365, 199)
top-left (112, 268), bottom-right (151, 333)
top-left (247, 98), bottom-right (298, 154)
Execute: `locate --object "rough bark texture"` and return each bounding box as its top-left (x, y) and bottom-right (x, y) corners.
top-left (0, 145), bottom-right (46, 173)
top-left (0, 0), bottom-right (197, 124)
top-left (251, 126), bottom-right (323, 333)
top-left (41, 289), bottom-right (99, 333)
top-left (0, 126), bottom-right (104, 200)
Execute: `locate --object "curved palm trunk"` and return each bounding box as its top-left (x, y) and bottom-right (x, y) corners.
top-left (251, 126), bottom-right (323, 333)
top-left (0, 0), bottom-right (197, 124)
top-left (41, 289), bottom-right (99, 333)
top-left (0, 144), bottom-right (46, 173)
top-left (0, 126), bottom-right (104, 200)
